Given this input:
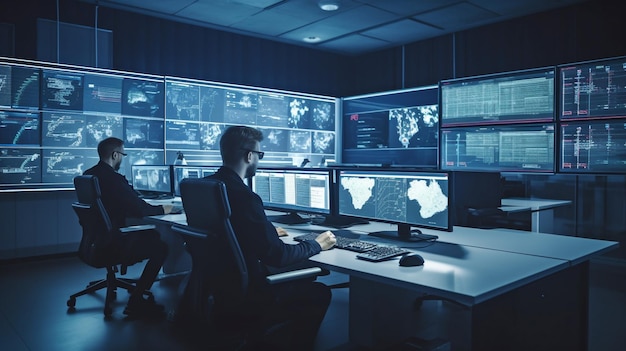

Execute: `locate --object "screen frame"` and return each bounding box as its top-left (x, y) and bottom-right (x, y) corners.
top-left (440, 66), bottom-right (556, 127)
top-left (252, 166), bottom-right (333, 217)
top-left (130, 164), bottom-right (174, 196)
top-left (335, 167), bottom-right (452, 233)
top-left (172, 164), bottom-right (220, 196)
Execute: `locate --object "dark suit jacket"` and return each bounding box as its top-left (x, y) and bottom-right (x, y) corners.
top-left (84, 161), bottom-right (164, 229)
top-left (208, 166), bottom-right (321, 290)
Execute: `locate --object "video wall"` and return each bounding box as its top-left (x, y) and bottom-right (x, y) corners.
top-left (0, 59), bottom-right (337, 190)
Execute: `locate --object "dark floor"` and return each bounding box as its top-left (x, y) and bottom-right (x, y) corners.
top-left (0, 255), bottom-right (624, 351)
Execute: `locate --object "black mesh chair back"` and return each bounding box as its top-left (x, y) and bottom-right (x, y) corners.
top-left (68, 175), bottom-right (143, 316)
top-left (178, 177), bottom-right (248, 304)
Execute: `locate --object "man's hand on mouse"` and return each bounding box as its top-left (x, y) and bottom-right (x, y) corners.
top-left (162, 204), bottom-right (174, 214)
top-left (276, 227), bottom-right (289, 237)
top-left (316, 230), bottom-right (336, 250)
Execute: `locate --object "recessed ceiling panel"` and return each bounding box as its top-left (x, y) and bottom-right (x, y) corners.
top-left (231, 11), bottom-right (307, 36)
top-left (108, 0), bottom-right (196, 14)
top-left (362, 19), bottom-right (442, 43)
top-left (176, 0), bottom-right (263, 26)
top-left (471, 0), bottom-right (586, 16)
top-left (318, 34), bottom-right (390, 54)
top-left (231, 0), bottom-right (283, 8)
top-left (280, 4), bottom-right (398, 42)
top-left (414, 2), bottom-right (499, 30)
top-left (359, 0), bottom-right (459, 15)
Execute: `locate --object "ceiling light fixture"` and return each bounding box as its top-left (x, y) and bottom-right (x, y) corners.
top-left (303, 36), bottom-right (322, 43)
top-left (318, 0), bottom-right (340, 11)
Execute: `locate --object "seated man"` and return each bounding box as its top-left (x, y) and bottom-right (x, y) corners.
top-left (84, 137), bottom-right (173, 318)
top-left (207, 126), bottom-right (336, 350)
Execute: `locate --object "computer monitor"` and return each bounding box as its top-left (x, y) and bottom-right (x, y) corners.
top-left (130, 164), bottom-right (173, 198)
top-left (440, 123), bottom-right (555, 172)
top-left (342, 85), bottom-right (439, 167)
top-left (252, 167), bottom-right (332, 225)
top-left (440, 67), bottom-right (555, 126)
top-left (337, 169), bottom-right (451, 241)
top-left (559, 56), bottom-right (626, 120)
top-left (172, 164), bottom-right (220, 196)
top-left (560, 119), bottom-right (626, 173)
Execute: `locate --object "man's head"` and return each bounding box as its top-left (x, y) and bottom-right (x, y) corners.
top-left (219, 126), bottom-right (264, 178)
top-left (97, 137), bottom-right (126, 171)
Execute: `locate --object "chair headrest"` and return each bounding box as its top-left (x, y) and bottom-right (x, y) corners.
top-left (74, 175), bottom-right (101, 204)
top-left (180, 178), bottom-right (231, 230)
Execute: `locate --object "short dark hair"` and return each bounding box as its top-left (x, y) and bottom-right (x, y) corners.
top-left (219, 126), bottom-right (263, 165)
top-left (97, 137), bottom-right (124, 160)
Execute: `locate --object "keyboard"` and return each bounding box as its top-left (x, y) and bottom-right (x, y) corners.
top-left (293, 232), bottom-right (378, 253)
top-left (356, 246), bottom-right (411, 262)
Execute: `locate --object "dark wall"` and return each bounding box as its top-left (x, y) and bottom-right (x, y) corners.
top-left (1, 0), bottom-right (351, 97)
top-left (344, 0), bottom-right (626, 96)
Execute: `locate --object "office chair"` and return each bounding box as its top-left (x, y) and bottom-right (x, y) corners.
top-left (68, 175), bottom-right (155, 316)
top-left (171, 178), bottom-right (323, 349)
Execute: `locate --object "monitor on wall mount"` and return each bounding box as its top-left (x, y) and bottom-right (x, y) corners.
top-left (440, 67), bottom-right (555, 127)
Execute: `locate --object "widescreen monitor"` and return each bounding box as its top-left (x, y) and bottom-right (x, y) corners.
top-left (342, 85), bottom-right (439, 167)
top-left (11, 65), bottom-right (40, 109)
top-left (41, 70), bottom-right (83, 111)
top-left (0, 148), bottom-right (42, 185)
top-left (0, 111), bottom-right (40, 146)
top-left (337, 169), bottom-right (451, 241)
top-left (252, 167), bottom-right (332, 224)
top-left (121, 78), bottom-right (164, 117)
top-left (172, 164), bottom-right (220, 196)
top-left (440, 123), bottom-right (555, 172)
top-left (450, 171), bottom-right (502, 226)
top-left (559, 56), bottom-right (626, 120)
top-left (560, 119), bottom-right (626, 173)
top-left (440, 67), bottom-right (555, 127)
top-left (83, 73), bottom-right (123, 114)
top-left (130, 164), bottom-right (173, 198)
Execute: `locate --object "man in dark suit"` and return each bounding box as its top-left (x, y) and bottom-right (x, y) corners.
top-left (208, 126), bottom-right (336, 350)
top-left (84, 137), bottom-right (172, 318)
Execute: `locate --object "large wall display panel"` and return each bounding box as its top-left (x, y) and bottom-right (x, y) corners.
top-left (164, 77), bottom-right (337, 168)
top-left (342, 86), bottom-right (439, 168)
top-left (440, 67), bottom-right (555, 127)
top-left (559, 56), bottom-right (626, 120)
top-left (441, 124), bottom-right (555, 173)
top-left (0, 59), bottom-right (338, 190)
top-left (560, 119), bottom-right (626, 173)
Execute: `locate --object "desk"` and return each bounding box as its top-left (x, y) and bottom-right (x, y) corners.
top-left (149, 212), bottom-right (617, 350)
top-left (143, 198), bottom-right (189, 274)
top-left (500, 197), bottom-right (572, 233)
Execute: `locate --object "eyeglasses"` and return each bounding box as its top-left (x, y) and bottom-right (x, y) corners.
top-left (113, 150), bottom-right (127, 157)
top-left (242, 149), bottom-right (264, 160)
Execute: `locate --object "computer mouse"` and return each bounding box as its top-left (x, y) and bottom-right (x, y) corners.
top-left (399, 253), bottom-right (425, 267)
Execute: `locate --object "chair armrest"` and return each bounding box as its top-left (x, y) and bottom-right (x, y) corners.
top-left (170, 225), bottom-right (213, 239)
top-left (266, 267), bottom-right (323, 285)
top-left (119, 224), bottom-right (156, 233)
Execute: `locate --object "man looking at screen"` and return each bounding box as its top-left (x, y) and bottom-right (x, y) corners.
top-left (207, 125), bottom-right (336, 350)
top-left (84, 137), bottom-right (173, 318)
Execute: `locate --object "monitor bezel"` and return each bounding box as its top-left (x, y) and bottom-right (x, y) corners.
top-left (130, 164), bottom-right (174, 196)
top-left (439, 66), bottom-right (556, 127)
top-left (335, 167), bottom-right (452, 233)
top-left (172, 164), bottom-right (221, 196)
top-left (252, 167), bottom-right (333, 217)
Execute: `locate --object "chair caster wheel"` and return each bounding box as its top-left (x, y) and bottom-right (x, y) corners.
top-left (67, 298), bottom-right (76, 308)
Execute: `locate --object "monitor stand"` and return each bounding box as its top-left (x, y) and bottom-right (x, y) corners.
top-left (368, 224), bottom-right (438, 242)
top-left (312, 215), bottom-right (369, 229)
top-left (267, 212), bottom-right (310, 225)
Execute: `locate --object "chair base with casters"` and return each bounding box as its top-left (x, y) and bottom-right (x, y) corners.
top-left (66, 264), bottom-right (153, 316)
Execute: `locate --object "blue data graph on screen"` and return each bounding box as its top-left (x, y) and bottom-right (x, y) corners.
top-left (42, 112), bottom-right (85, 147)
top-left (121, 78), bottom-right (164, 117)
top-left (0, 65), bottom-right (11, 107)
top-left (166, 81), bottom-right (200, 121)
top-left (0, 111), bottom-right (40, 146)
top-left (41, 70), bottom-right (84, 111)
top-left (83, 73), bottom-right (122, 114)
top-left (11, 66), bottom-right (40, 109)
top-left (0, 148), bottom-right (41, 184)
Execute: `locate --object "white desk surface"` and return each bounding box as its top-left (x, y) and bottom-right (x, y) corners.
top-left (305, 238), bottom-right (567, 306)
top-left (500, 197), bottom-right (572, 211)
top-left (146, 211), bottom-right (616, 305)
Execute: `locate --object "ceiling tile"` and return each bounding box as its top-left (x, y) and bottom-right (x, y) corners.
top-left (413, 2), bottom-right (499, 30)
top-left (317, 33), bottom-right (390, 54)
top-left (176, 0), bottom-right (263, 26)
top-left (280, 4), bottom-right (399, 42)
top-left (361, 19), bottom-right (442, 44)
top-left (107, 0), bottom-right (197, 14)
top-left (357, 0), bottom-right (459, 15)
